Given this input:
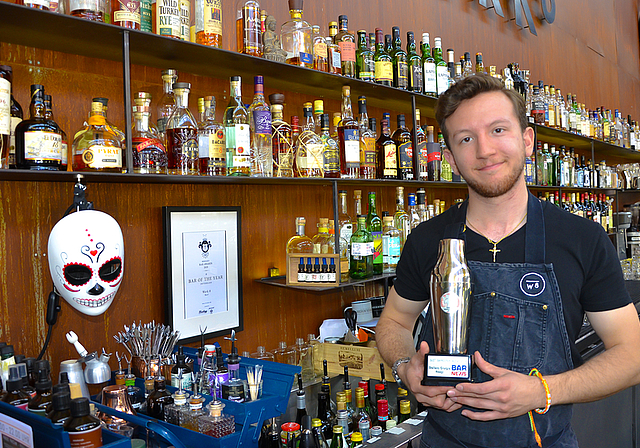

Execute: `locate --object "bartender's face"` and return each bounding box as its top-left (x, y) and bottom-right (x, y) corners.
top-left (444, 91), bottom-right (534, 198)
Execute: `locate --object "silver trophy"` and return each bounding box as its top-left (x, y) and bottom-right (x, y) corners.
top-left (422, 238), bottom-right (473, 385)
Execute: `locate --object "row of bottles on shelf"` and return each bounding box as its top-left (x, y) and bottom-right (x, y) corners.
top-left (540, 191), bottom-right (613, 232)
top-left (528, 81), bottom-right (640, 149)
top-left (286, 188), bottom-right (454, 281)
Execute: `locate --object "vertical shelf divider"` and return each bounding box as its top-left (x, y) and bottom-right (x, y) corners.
top-left (122, 30), bottom-right (133, 173)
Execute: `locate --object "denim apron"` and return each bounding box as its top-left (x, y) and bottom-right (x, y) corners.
top-left (419, 193), bottom-right (579, 448)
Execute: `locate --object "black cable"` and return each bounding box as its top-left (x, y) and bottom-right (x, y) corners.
top-left (36, 324), bottom-right (53, 361)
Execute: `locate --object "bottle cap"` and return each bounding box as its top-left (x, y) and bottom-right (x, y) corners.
top-left (53, 382), bottom-right (71, 395)
top-left (332, 425), bottom-right (343, 434)
top-left (70, 397), bottom-right (91, 417)
top-left (313, 100), bottom-right (324, 115)
top-left (1, 345), bottom-right (14, 356)
top-left (230, 75), bottom-right (241, 82)
top-left (288, 0), bottom-right (303, 11)
top-left (268, 93), bottom-right (285, 105)
top-left (371, 426), bottom-right (383, 437)
top-left (172, 82), bottom-right (191, 90)
top-left (311, 418), bottom-right (322, 428)
top-left (254, 75), bottom-right (264, 85)
top-left (52, 391), bottom-right (71, 411)
top-left (161, 68), bottom-right (178, 77)
top-left (386, 419), bottom-right (397, 429)
top-left (14, 355), bottom-right (25, 364)
top-left (375, 383), bottom-right (385, 391)
top-left (35, 359), bottom-right (50, 376)
top-left (338, 14), bottom-right (348, 23)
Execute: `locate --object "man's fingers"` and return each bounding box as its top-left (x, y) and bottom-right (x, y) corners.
top-left (473, 351), bottom-right (509, 379)
top-left (460, 409), bottom-right (506, 421)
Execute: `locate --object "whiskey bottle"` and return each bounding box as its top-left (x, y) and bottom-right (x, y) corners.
top-left (433, 37), bottom-right (448, 96)
top-left (295, 103), bottom-right (323, 178)
top-left (358, 97), bottom-right (376, 179)
top-left (69, 0), bottom-right (104, 21)
top-left (195, 0), bottom-right (222, 46)
top-left (42, 95), bottom-right (66, 170)
top-left (320, 113), bottom-right (340, 178)
top-left (236, 0), bottom-right (262, 57)
top-left (338, 86), bottom-right (360, 178)
top-left (406, 31), bottom-right (422, 93)
top-left (392, 114), bottom-right (413, 180)
top-left (414, 109), bottom-right (427, 180)
top-left (0, 65), bottom-right (10, 169)
top-left (9, 82), bottom-right (23, 169)
top-left (157, 69), bottom-right (178, 142)
top-left (166, 82), bottom-right (198, 175)
top-left (281, 0), bottom-right (313, 68)
top-left (112, 0), bottom-right (141, 29)
top-left (132, 104), bottom-right (168, 174)
top-left (356, 30), bottom-right (375, 82)
top-left (224, 76), bottom-right (251, 176)
top-left (421, 33), bottom-right (437, 97)
top-left (249, 75), bottom-right (272, 177)
top-left (366, 192), bottom-right (383, 275)
top-left (15, 85), bottom-right (62, 171)
top-left (373, 28), bottom-right (392, 87)
top-left (393, 186), bottom-right (410, 248)
top-left (350, 215), bottom-right (373, 279)
top-left (287, 217), bottom-right (314, 254)
top-left (391, 26), bottom-right (408, 90)
top-left (376, 113), bottom-right (397, 179)
top-left (334, 15), bottom-right (356, 78)
top-left (94, 97), bottom-right (125, 145)
top-left (140, 0), bottom-right (152, 31)
top-left (154, 0), bottom-right (181, 38)
top-left (197, 96), bottom-right (226, 175)
top-left (313, 25), bottom-right (329, 72)
top-left (327, 22), bottom-right (342, 75)
top-left (269, 93), bottom-right (294, 177)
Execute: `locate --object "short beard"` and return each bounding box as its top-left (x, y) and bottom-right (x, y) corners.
top-left (463, 153), bottom-right (525, 198)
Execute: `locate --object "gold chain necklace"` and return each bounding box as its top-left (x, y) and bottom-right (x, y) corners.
top-left (465, 213), bottom-right (527, 262)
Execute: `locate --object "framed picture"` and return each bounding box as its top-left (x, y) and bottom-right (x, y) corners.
top-left (163, 206), bottom-right (243, 344)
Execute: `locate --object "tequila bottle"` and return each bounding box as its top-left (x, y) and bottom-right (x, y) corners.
top-left (269, 93), bottom-right (294, 177)
top-left (71, 100), bottom-right (121, 172)
top-left (281, 0), bottom-right (313, 68)
top-left (132, 104), bottom-right (168, 174)
top-left (157, 69), bottom-right (178, 142)
top-left (249, 75), bottom-right (272, 177)
top-left (350, 215), bottom-right (373, 279)
top-left (366, 192), bottom-right (383, 275)
top-left (295, 103), bottom-right (323, 178)
top-left (197, 400), bottom-right (235, 437)
top-left (358, 96), bottom-right (376, 179)
top-left (224, 76), bottom-right (251, 176)
top-left (320, 113), bottom-right (340, 178)
top-left (198, 96), bottom-right (226, 175)
top-left (286, 217), bottom-right (314, 253)
top-left (166, 82), bottom-right (198, 175)
top-left (338, 86), bottom-right (360, 178)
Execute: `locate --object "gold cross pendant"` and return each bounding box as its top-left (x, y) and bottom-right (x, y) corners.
top-left (489, 243), bottom-right (500, 262)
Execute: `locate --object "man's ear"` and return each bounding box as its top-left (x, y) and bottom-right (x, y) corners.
top-left (443, 148), bottom-right (460, 176)
top-left (523, 126), bottom-right (535, 158)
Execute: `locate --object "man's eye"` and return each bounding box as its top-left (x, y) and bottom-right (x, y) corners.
top-left (494, 127), bottom-right (504, 133)
top-left (460, 136), bottom-right (472, 144)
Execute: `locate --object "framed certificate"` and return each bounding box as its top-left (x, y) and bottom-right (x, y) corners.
top-left (163, 206), bottom-right (243, 343)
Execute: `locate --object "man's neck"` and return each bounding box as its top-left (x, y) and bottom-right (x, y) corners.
top-left (466, 181), bottom-right (529, 242)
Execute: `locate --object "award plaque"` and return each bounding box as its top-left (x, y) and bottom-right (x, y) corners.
top-left (422, 238), bottom-right (473, 386)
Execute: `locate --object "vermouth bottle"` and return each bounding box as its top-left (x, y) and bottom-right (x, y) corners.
top-left (224, 76), bottom-right (251, 176)
top-left (249, 75), bottom-right (272, 177)
top-left (295, 103), bottom-right (323, 178)
top-left (350, 215), bottom-right (373, 279)
top-left (166, 82), bottom-right (198, 175)
top-left (338, 86), bottom-right (360, 178)
top-left (197, 96), bottom-right (226, 176)
top-left (269, 93), bottom-right (294, 177)
top-left (71, 100), bottom-right (121, 172)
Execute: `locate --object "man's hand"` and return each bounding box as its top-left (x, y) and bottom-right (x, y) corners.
top-left (445, 351), bottom-right (546, 421)
top-left (397, 341), bottom-right (461, 412)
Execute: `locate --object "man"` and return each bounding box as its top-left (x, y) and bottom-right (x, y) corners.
top-left (376, 74), bottom-right (640, 447)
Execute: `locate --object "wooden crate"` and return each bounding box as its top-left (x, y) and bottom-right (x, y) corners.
top-left (313, 341), bottom-right (394, 382)
top-left (286, 253), bottom-right (340, 287)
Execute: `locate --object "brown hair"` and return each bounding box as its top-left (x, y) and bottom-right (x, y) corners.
top-left (435, 74), bottom-right (528, 148)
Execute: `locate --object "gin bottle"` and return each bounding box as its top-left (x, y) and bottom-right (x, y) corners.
top-left (224, 76), bottom-right (251, 176)
top-left (166, 82), bottom-right (198, 175)
top-left (249, 75), bottom-right (272, 177)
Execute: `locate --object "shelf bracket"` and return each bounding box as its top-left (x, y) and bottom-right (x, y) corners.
top-left (122, 30), bottom-right (133, 173)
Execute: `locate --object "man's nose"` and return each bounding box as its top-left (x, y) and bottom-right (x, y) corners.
top-left (475, 133), bottom-right (497, 158)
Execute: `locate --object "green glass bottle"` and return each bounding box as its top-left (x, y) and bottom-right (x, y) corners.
top-left (373, 29), bottom-right (393, 87)
top-left (329, 425), bottom-right (344, 448)
top-left (391, 26), bottom-right (408, 90)
top-left (356, 30), bottom-right (375, 83)
top-left (350, 215), bottom-right (373, 279)
top-left (366, 192), bottom-right (383, 275)
top-left (432, 37), bottom-right (448, 96)
top-left (406, 31), bottom-right (422, 93)
top-left (420, 33), bottom-right (437, 97)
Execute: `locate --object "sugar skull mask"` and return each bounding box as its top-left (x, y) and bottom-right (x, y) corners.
top-left (48, 210), bottom-right (124, 316)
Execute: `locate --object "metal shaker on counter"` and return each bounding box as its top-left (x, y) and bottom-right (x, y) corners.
top-left (422, 238), bottom-right (473, 386)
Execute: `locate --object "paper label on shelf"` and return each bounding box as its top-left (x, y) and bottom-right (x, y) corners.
top-left (82, 144), bottom-right (122, 168)
top-left (424, 62), bottom-right (437, 93)
top-left (0, 412), bottom-right (34, 448)
top-left (375, 61), bottom-right (393, 83)
top-left (203, 0), bottom-right (222, 35)
top-left (24, 131), bottom-right (62, 161)
top-left (0, 78), bottom-right (10, 135)
top-left (156, 0), bottom-right (181, 39)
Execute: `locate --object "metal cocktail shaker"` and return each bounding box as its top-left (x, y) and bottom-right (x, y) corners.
top-left (422, 238), bottom-right (473, 385)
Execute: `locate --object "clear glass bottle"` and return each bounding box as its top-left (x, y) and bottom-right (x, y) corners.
top-left (393, 186), bottom-right (410, 249)
top-left (224, 76), bottom-right (251, 176)
top-left (287, 217), bottom-right (314, 253)
top-left (334, 15), bottom-right (355, 77)
top-left (72, 100), bottom-right (122, 172)
top-left (236, 0), bottom-right (262, 57)
top-left (312, 218), bottom-right (332, 254)
top-left (269, 93), bottom-right (294, 177)
top-left (250, 346), bottom-right (274, 361)
top-left (182, 393), bottom-right (206, 431)
top-left (249, 75), bottom-right (272, 177)
top-left (350, 215), bottom-right (373, 279)
top-left (382, 216), bottom-right (400, 273)
top-left (164, 389), bottom-right (190, 425)
top-left (320, 113), bottom-right (340, 178)
top-left (295, 103), bottom-right (323, 178)
top-left (338, 86), bottom-right (360, 178)
top-left (281, 0), bottom-right (313, 68)
top-left (273, 341), bottom-right (297, 365)
top-left (195, 0), bottom-right (222, 46)
top-left (132, 104), bottom-right (168, 174)
top-left (407, 193), bottom-right (420, 230)
top-left (198, 95), bottom-right (226, 176)
top-left (68, 0), bottom-right (104, 21)
top-left (358, 96), bottom-right (376, 179)
top-left (197, 400), bottom-right (235, 437)
top-left (295, 338), bottom-right (314, 383)
top-left (157, 69), bottom-right (178, 143)
top-left (392, 114), bottom-right (413, 180)
top-left (327, 22), bottom-right (342, 75)
top-left (166, 82), bottom-right (198, 175)
top-left (313, 25), bottom-right (329, 72)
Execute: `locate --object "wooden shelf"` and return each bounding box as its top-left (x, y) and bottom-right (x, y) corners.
top-left (255, 272), bottom-right (396, 294)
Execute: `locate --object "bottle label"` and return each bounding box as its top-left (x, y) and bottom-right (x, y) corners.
top-left (340, 223), bottom-right (353, 246)
top-left (28, 0), bottom-right (49, 7)
top-left (423, 62), bottom-right (437, 93)
top-left (322, 140), bottom-right (340, 172)
top-left (179, 0), bottom-right (190, 40)
top-left (140, 0), bottom-right (152, 31)
top-left (61, 141), bottom-right (68, 166)
top-left (82, 144), bottom-right (122, 168)
top-left (306, 143), bottom-right (323, 169)
top-left (417, 141), bottom-right (427, 173)
top-left (314, 41), bottom-right (328, 59)
top-left (253, 110), bottom-right (272, 135)
top-left (372, 231), bottom-right (383, 265)
top-left (134, 137), bottom-right (165, 153)
top-left (156, 0), bottom-right (181, 38)
top-left (114, 0), bottom-right (141, 25)
top-left (359, 56), bottom-right (375, 81)
top-left (436, 65), bottom-right (449, 95)
top-left (24, 131), bottom-right (62, 161)
top-left (375, 61), bottom-right (393, 83)
top-left (198, 133), bottom-right (210, 158)
top-left (361, 137), bottom-right (376, 167)
top-left (343, 129), bottom-right (360, 166)
top-left (68, 425), bottom-right (102, 448)
top-left (233, 123), bottom-right (251, 167)
top-left (210, 132), bottom-right (225, 161)
top-left (9, 116), bottom-right (22, 163)
top-left (396, 62), bottom-right (408, 87)
top-left (426, 150), bottom-right (441, 163)
top-left (388, 236), bottom-right (401, 265)
top-left (383, 142), bottom-right (397, 176)
top-left (398, 140), bottom-right (413, 168)
top-left (171, 371), bottom-right (193, 390)
top-left (298, 271), bottom-right (306, 282)
top-left (203, 0), bottom-right (222, 35)
top-left (0, 78), bottom-right (9, 135)
top-left (331, 50), bottom-right (341, 70)
top-left (352, 241), bottom-right (374, 256)
top-left (339, 41), bottom-right (356, 62)
top-left (300, 52), bottom-right (313, 64)
top-left (410, 64), bottom-right (423, 90)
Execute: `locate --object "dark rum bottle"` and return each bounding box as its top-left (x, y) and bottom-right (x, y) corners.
top-left (166, 82), bottom-right (198, 175)
top-left (376, 113), bottom-right (397, 179)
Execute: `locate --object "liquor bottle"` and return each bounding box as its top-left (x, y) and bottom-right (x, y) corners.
top-left (165, 82), bottom-right (198, 175)
top-left (433, 38), bottom-right (448, 96)
top-left (181, 393), bottom-right (206, 431)
top-left (197, 96), bottom-right (226, 175)
top-left (376, 113), bottom-right (397, 179)
top-left (312, 100), bottom-right (324, 135)
top-left (438, 132), bottom-right (452, 182)
top-left (221, 343), bottom-right (245, 402)
top-left (376, 399), bottom-right (389, 430)
top-left (393, 186), bottom-right (410, 248)
top-left (157, 69), bottom-right (178, 146)
top-left (27, 370), bottom-right (52, 415)
top-left (337, 190), bottom-right (352, 281)
top-left (382, 216), bottom-right (400, 272)
top-left (426, 125), bottom-right (440, 181)
top-left (398, 399), bottom-right (411, 423)
top-left (391, 26), bottom-right (408, 90)
top-left (224, 76), bottom-right (251, 176)
top-left (352, 190), bottom-right (363, 232)
top-left (312, 418), bottom-right (328, 448)
top-left (236, 0), bottom-right (262, 57)
top-left (350, 215), bottom-right (373, 279)
top-left (338, 86), bottom-right (360, 178)
top-left (446, 49), bottom-right (456, 88)
top-left (320, 113), bottom-right (340, 178)
top-left (71, 100), bottom-right (122, 172)
top-left (414, 109), bottom-right (427, 180)
top-left (366, 192), bottom-right (383, 275)
top-left (198, 400), bottom-right (235, 437)
top-left (407, 193), bottom-right (420, 230)
top-left (327, 22), bottom-right (342, 75)
top-left (273, 341), bottom-right (297, 365)
top-left (356, 30), bottom-right (375, 82)
top-left (15, 85), bottom-right (62, 171)
top-left (294, 374), bottom-right (308, 424)
top-left (421, 33), bottom-right (437, 96)
top-left (268, 93), bottom-right (294, 177)
top-left (281, 0), bottom-right (313, 67)
top-left (64, 398), bottom-right (102, 446)
top-left (8, 81), bottom-right (23, 169)
top-left (334, 15), bottom-right (356, 78)
top-left (68, 0), bottom-right (104, 20)
top-left (312, 218), bottom-right (332, 254)
top-left (170, 347), bottom-right (193, 390)
top-left (43, 95), bottom-right (67, 170)
top-left (369, 117), bottom-right (377, 140)
top-left (195, 0), bottom-right (221, 46)
top-left (287, 217), bottom-right (314, 253)
top-left (329, 425), bottom-right (344, 448)
top-left (353, 387), bottom-right (372, 441)
top-left (154, 0), bottom-right (180, 38)
top-left (133, 103), bottom-right (168, 174)
top-left (296, 103), bottom-right (324, 178)
top-left (318, 391), bottom-right (335, 440)
top-left (416, 188), bottom-right (427, 222)
top-left (146, 377), bottom-right (174, 419)
top-left (373, 28), bottom-right (393, 87)
top-left (475, 52), bottom-right (485, 74)
top-left (406, 31), bottom-right (422, 93)
top-left (93, 97), bottom-right (125, 145)
top-left (112, 0), bottom-right (140, 29)
top-left (357, 97), bottom-right (376, 179)
top-left (164, 389), bottom-right (189, 425)
top-left (313, 25), bottom-right (329, 72)
top-left (249, 75), bottom-right (272, 177)
top-left (392, 114), bottom-right (413, 180)
top-left (335, 391), bottom-right (354, 435)
top-left (350, 432), bottom-right (363, 448)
